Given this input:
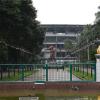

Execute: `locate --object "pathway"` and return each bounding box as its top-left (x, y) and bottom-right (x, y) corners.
top-left (24, 68), bottom-right (81, 81)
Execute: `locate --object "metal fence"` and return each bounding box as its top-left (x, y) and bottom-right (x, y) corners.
top-left (0, 63), bottom-right (96, 82)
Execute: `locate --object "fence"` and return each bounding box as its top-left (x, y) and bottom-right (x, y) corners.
top-left (0, 63), bottom-right (96, 82)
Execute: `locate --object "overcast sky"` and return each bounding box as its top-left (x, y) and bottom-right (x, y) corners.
top-left (33, 0), bottom-right (100, 25)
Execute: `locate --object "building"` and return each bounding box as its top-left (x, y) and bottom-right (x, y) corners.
top-left (41, 24), bottom-right (85, 61)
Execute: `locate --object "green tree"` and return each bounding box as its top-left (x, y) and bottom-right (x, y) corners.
top-left (64, 39), bottom-right (74, 55)
top-left (75, 25), bottom-right (96, 61)
top-left (0, 0), bottom-right (44, 63)
top-left (94, 6), bottom-right (100, 41)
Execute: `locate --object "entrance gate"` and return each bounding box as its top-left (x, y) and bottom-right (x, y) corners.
top-left (0, 63), bottom-right (96, 82)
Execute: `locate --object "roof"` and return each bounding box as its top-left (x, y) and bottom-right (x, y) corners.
top-left (41, 24), bottom-right (85, 33)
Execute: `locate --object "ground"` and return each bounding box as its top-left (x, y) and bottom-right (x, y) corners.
top-left (0, 89), bottom-right (100, 97)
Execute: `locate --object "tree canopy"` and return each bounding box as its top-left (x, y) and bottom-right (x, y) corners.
top-left (73, 8), bottom-right (100, 62)
top-left (0, 0), bottom-right (44, 63)
top-left (64, 39), bottom-right (74, 51)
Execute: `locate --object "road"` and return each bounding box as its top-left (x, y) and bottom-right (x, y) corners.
top-left (24, 68), bottom-right (81, 81)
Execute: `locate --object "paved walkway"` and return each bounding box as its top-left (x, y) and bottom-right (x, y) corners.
top-left (24, 68), bottom-right (81, 81)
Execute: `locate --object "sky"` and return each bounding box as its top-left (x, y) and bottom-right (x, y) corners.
top-left (33, 0), bottom-right (100, 25)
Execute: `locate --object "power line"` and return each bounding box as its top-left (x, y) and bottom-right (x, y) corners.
top-left (71, 41), bottom-right (95, 54)
top-left (0, 41), bottom-right (33, 55)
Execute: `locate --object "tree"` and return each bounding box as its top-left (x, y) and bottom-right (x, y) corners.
top-left (0, 0), bottom-right (44, 63)
top-left (64, 39), bottom-right (74, 55)
top-left (76, 25), bottom-right (94, 61)
top-left (95, 6), bottom-right (100, 24)
top-left (71, 6), bottom-right (100, 62)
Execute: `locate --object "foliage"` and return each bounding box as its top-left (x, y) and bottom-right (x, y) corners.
top-left (64, 39), bottom-right (74, 52)
top-left (73, 69), bottom-right (94, 81)
top-left (0, 70), bottom-right (33, 81)
top-left (75, 24), bottom-right (96, 61)
top-left (0, 42), bottom-right (8, 63)
top-left (73, 6), bottom-right (100, 62)
top-left (0, 97), bottom-right (18, 100)
top-left (0, 0), bottom-right (44, 63)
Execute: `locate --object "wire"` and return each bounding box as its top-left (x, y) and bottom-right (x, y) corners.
top-left (0, 40), bottom-right (33, 55)
top-left (71, 41), bottom-right (95, 54)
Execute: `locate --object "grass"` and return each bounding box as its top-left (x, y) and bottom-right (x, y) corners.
top-left (0, 97), bottom-right (18, 100)
top-left (0, 95), bottom-right (45, 100)
top-left (0, 95), bottom-right (97, 100)
top-left (0, 70), bottom-right (33, 81)
top-left (63, 66), bottom-right (95, 81)
top-left (73, 70), bottom-right (94, 80)
top-left (45, 96), bottom-right (97, 100)
top-left (35, 94), bottom-right (45, 100)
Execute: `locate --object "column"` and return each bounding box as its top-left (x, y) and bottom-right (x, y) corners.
top-left (95, 54), bottom-right (100, 82)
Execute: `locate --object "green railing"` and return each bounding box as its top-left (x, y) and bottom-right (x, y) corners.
top-left (0, 64), bottom-right (46, 82)
top-left (0, 63), bottom-right (96, 82)
top-left (68, 63), bottom-right (96, 82)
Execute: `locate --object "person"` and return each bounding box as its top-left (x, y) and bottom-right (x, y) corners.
top-left (48, 45), bottom-right (56, 62)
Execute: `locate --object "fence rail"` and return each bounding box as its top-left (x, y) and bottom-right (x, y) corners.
top-left (0, 63), bottom-right (96, 82)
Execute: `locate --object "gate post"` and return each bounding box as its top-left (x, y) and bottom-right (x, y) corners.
top-left (94, 64), bottom-right (96, 81)
top-left (70, 64), bottom-right (72, 81)
top-left (20, 65), bottom-right (24, 81)
top-left (45, 60), bottom-right (48, 81)
top-left (95, 54), bottom-right (100, 82)
top-left (95, 45), bottom-right (100, 82)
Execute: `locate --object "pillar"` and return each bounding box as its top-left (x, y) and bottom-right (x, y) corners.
top-left (95, 54), bottom-right (100, 82)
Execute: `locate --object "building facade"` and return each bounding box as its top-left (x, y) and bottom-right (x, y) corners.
top-left (41, 24), bottom-right (85, 61)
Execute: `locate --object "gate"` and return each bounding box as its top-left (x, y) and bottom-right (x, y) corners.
top-left (0, 63), bottom-right (96, 82)
top-left (70, 63), bottom-right (96, 81)
top-left (0, 64), bottom-right (46, 82)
